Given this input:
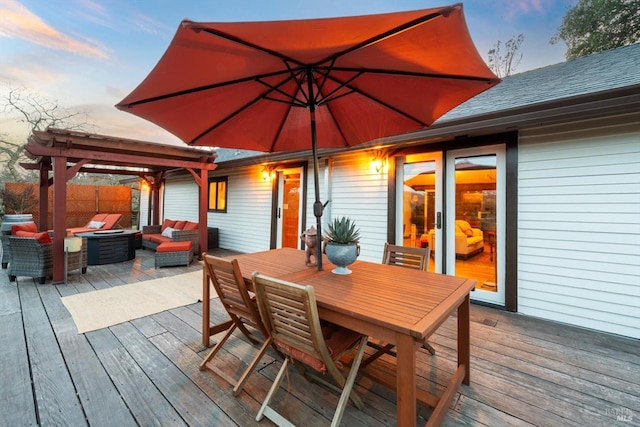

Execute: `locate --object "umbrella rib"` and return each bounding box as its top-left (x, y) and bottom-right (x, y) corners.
top-left (185, 21), bottom-right (306, 67)
top-left (324, 66), bottom-right (499, 84)
top-left (118, 69), bottom-right (295, 108)
top-left (321, 73), bottom-right (428, 127)
top-left (313, 6), bottom-right (459, 66)
top-left (312, 57), bottom-right (337, 105)
top-left (313, 69), bottom-right (361, 106)
top-left (189, 73), bottom-right (298, 145)
top-left (255, 79), bottom-right (307, 108)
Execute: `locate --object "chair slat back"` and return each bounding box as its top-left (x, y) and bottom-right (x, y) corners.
top-left (382, 242), bottom-right (430, 271)
top-left (252, 273), bottom-right (332, 366)
top-left (204, 255), bottom-right (258, 322)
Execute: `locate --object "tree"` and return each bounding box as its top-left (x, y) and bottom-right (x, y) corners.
top-left (0, 86), bottom-right (95, 182)
top-left (0, 185), bottom-right (38, 214)
top-left (551, 0), bottom-right (640, 60)
top-left (487, 34), bottom-right (525, 78)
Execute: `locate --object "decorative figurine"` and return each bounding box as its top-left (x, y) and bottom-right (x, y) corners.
top-left (300, 226), bottom-right (319, 267)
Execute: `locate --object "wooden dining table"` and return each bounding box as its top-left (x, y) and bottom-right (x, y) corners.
top-left (201, 248), bottom-right (476, 427)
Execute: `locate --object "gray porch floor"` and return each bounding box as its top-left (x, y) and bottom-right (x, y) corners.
top-left (1, 247), bottom-right (638, 426)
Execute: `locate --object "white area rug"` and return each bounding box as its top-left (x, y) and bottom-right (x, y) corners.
top-left (62, 270), bottom-right (209, 333)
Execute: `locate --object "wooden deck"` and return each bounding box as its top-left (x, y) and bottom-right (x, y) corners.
top-left (1, 247), bottom-right (638, 426)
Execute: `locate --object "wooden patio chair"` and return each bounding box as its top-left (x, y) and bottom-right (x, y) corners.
top-left (199, 255), bottom-right (271, 395)
top-left (363, 243), bottom-right (435, 368)
top-left (252, 272), bottom-right (368, 427)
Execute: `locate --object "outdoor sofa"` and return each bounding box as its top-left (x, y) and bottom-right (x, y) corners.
top-left (142, 219), bottom-right (200, 254)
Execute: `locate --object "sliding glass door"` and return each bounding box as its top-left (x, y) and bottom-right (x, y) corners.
top-left (446, 145), bottom-right (505, 305)
top-left (397, 152), bottom-right (443, 272)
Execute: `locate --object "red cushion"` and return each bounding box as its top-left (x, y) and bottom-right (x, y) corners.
top-left (146, 234), bottom-right (170, 244)
top-left (183, 221), bottom-right (198, 230)
top-left (92, 213), bottom-right (109, 222)
top-left (156, 241), bottom-right (192, 252)
top-left (15, 230), bottom-right (52, 243)
top-left (11, 223), bottom-right (37, 234)
top-left (161, 219), bottom-right (176, 232)
top-left (173, 220), bottom-right (187, 230)
top-left (275, 340), bottom-right (326, 373)
top-left (101, 214), bottom-right (122, 230)
top-left (274, 323), bottom-right (363, 374)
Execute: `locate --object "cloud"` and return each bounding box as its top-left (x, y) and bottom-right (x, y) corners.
top-left (0, 0), bottom-right (108, 59)
top-left (495, 0), bottom-right (559, 22)
top-left (129, 12), bottom-right (172, 37)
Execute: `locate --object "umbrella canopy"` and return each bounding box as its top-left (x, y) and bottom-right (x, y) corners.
top-left (116, 3), bottom-right (500, 270)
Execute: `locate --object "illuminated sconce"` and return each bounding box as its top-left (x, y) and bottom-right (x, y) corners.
top-left (140, 179), bottom-right (150, 192)
top-left (262, 166), bottom-right (276, 181)
top-left (371, 152), bottom-right (387, 173)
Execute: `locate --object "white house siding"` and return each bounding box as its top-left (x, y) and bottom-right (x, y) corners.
top-left (518, 113), bottom-right (640, 339)
top-left (207, 166), bottom-right (273, 254)
top-left (139, 190), bottom-right (149, 228)
top-left (162, 168), bottom-right (273, 254)
top-left (163, 177), bottom-right (199, 222)
top-left (322, 153), bottom-right (389, 263)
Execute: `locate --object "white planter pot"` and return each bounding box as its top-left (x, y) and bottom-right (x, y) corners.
top-left (1, 214), bottom-right (35, 233)
top-left (325, 242), bottom-right (360, 275)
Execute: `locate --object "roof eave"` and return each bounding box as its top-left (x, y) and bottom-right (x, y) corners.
top-left (208, 84), bottom-right (640, 169)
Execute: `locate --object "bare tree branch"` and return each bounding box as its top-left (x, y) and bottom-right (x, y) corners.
top-left (488, 34), bottom-right (525, 78)
top-left (0, 86), bottom-right (95, 182)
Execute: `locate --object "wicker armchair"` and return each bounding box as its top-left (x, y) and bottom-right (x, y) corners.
top-left (8, 236), bottom-right (87, 284)
top-left (1, 232), bottom-right (11, 269)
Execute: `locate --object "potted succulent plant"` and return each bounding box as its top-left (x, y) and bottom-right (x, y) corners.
top-left (323, 216), bottom-right (360, 275)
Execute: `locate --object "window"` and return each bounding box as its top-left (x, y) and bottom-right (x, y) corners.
top-left (208, 177), bottom-right (227, 212)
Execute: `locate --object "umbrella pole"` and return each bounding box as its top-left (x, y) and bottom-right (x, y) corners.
top-left (312, 133), bottom-right (323, 271)
top-left (307, 67), bottom-right (324, 271)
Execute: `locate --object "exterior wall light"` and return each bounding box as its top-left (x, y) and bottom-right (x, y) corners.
top-left (262, 166), bottom-right (276, 181)
top-left (371, 154), bottom-right (387, 173)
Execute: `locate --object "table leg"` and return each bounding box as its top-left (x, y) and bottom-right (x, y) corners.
top-left (202, 266), bottom-right (210, 347)
top-left (426, 295), bottom-right (471, 426)
top-left (458, 294), bottom-right (471, 384)
top-left (395, 333), bottom-right (416, 427)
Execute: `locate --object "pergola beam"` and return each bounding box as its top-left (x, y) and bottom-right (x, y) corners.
top-left (22, 128), bottom-right (218, 283)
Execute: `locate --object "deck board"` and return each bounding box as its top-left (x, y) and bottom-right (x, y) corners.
top-left (1, 247), bottom-right (638, 427)
top-left (19, 281), bottom-right (87, 426)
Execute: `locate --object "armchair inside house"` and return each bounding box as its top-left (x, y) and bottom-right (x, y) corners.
top-left (8, 234), bottom-right (87, 284)
top-left (427, 219), bottom-right (484, 259)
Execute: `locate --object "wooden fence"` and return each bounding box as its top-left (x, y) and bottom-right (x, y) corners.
top-left (3, 182), bottom-right (132, 229)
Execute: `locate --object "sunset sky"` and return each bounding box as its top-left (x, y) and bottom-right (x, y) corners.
top-left (0, 0), bottom-right (573, 146)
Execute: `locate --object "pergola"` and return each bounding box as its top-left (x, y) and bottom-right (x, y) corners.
top-left (22, 128), bottom-right (217, 283)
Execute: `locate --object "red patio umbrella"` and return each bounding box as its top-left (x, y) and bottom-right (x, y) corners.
top-left (116, 3), bottom-right (500, 270)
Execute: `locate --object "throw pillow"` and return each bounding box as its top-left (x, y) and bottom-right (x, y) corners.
top-left (174, 220), bottom-right (187, 230)
top-left (88, 220), bottom-right (106, 229)
top-left (183, 221), bottom-right (198, 230)
top-left (15, 230), bottom-right (52, 243)
top-left (161, 227), bottom-right (175, 238)
top-left (34, 232), bottom-right (52, 243)
top-left (11, 222), bottom-right (37, 234)
top-left (161, 219), bottom-right (176, 232)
